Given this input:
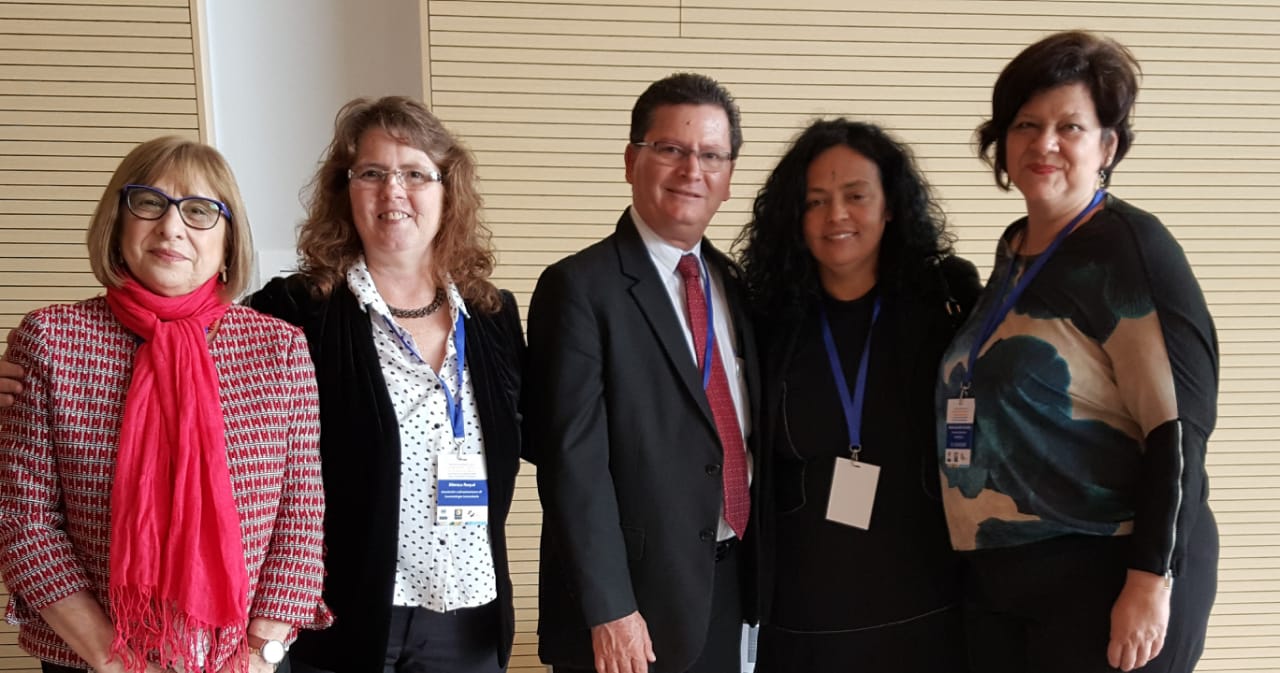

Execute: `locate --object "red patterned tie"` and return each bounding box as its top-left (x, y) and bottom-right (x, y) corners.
top-left (676, 254), bottom-right (750, 538)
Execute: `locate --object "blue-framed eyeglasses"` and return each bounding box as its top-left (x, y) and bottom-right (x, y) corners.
top-left (120, 184), bottom-right (231, 230)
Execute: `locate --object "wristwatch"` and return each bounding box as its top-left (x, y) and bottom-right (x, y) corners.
top-left (247, 634), bottom-right (288, 668)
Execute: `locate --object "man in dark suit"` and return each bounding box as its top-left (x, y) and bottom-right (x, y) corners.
top-left (525, 73), bottom-right (760, 673)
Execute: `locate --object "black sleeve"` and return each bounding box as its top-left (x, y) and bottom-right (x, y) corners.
top-left (524, 263), bottom-right (638, 626)
top-left (494, 290), bottom-right (535, 465)
top-left (246, 275), bottom-right (322, 328)
top-left (1122, 215), bottom-right (1219, 578)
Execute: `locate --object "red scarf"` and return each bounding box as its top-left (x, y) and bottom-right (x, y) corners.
top-left (105, 275), bottom-right (248, 672)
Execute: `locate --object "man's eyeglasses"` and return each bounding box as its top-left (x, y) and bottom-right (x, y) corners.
top-left (348, 167), bottom-right (444, 190)
top-left (120, 184), bottom-right (230, 230)
top-left (632, 141), bottom-right (733, 173)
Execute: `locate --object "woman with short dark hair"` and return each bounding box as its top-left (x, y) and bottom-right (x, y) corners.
top-left (937, 31), bottom-right (1219, 673)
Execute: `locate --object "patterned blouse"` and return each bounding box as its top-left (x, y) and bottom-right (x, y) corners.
top-left (935, 196), bottom-right (1218, 577)
top-left (346, 260), bottom-right (497, 612)
top-left (0, 298), bottom-right (333, 670)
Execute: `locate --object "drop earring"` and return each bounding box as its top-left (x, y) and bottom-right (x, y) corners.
top-left (1097, 168), bottom-right (1108, 190)
top-left (219, 267), bottom-right (228, 284)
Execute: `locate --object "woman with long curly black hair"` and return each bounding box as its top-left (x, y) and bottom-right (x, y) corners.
top-left (736, 118), bottom-right (979, 672)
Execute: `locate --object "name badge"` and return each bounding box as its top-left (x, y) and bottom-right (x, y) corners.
top-left (826, 458), bottom-right (880, 530)
top-left (944, 398), bottom-right (975, 468)
top-left (436, 453), bottom-right (489, 525)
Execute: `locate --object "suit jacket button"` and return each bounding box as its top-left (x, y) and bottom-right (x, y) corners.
top-left (705, 463), bottom-right (721, 476)
top-left (699, 528), bottom-right (715, 542)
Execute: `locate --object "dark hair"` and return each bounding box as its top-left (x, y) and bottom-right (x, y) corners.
top-left (978, 30), bottom-right (1141, 190)
top-left (735, 118), bottom-right (954, 321)
top-left (297, 96), bottom-right (501, 312)
top-left (630, 73), bottom-right (743, 159)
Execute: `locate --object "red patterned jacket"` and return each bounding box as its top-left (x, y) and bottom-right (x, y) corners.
top-left (0, 298), bottom-right (332, 669)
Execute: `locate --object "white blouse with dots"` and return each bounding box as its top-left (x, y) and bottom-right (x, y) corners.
top-left (346, 258), bottom-right (497, 612)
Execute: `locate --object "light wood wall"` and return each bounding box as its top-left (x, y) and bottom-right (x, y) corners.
top-left (0, 1), bottom-right (1277, 672)
top-left (0, 0), bottom-right (201, 346)
top-left (0, 0), bottom-right (200, 670)
top-left (419, 1), bottom-right (1280, 671)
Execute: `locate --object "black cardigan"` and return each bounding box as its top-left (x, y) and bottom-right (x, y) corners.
top-left (249, 276), bottom-right (525, 672)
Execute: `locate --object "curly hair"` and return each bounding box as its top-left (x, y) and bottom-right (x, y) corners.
top-left (735, 118), bottom-right (954, 322)
top-left (978, 30), bottom-right (1141, 190)
top-left (296, 96), bottom-right (500, 312)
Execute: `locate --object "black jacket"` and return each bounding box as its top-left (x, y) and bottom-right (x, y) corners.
top-left (249, 276), bottom-right (525, 672)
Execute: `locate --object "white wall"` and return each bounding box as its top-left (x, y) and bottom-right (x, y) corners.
top-left (203, 0), bottom-right (424, 287)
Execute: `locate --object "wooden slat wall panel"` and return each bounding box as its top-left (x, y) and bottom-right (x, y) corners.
top-left (0, 1), bottom-right (200, 669)
top-left (423, 1), bottom-right (1280, 671)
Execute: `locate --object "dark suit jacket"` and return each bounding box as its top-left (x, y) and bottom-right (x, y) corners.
top-left (249, 276), bottom-right (525, 673)
top-left (525, 211), bottom-right (762, 673)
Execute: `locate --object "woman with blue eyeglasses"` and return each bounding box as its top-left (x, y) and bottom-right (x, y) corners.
top-left (0, 136), bottom-right (330, 673)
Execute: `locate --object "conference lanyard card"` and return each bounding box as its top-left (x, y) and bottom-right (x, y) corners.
top-left (436, 453), bottom-right (489, 525)
top-left (944, 398), bottom-right (975, 468)
top-left (826, 458), bottom-right (880, 530)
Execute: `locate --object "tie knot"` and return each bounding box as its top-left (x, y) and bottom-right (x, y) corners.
top-left (677, 254), bottom-right (701, 283)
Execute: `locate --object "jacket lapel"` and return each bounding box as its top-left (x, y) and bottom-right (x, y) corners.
top-left (613, 210), bottom-right (716, 424)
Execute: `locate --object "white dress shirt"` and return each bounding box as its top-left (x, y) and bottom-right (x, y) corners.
top-left (631, 207), bottom-right (752, 541)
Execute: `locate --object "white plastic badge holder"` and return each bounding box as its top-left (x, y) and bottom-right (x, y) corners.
top-left (826, 458), bottom-right (880, 530)
top-left (435, 453), bottom-right (489, 525)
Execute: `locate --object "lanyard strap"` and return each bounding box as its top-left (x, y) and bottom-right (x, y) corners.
top-left (963, 190), bottom-right (1105, 393)
top-left (381, 308), bottom-right (468, 441)
top-left (696, 255), bottom-right (716, 391)
top-left (819, 295), bottom-right (881, 455)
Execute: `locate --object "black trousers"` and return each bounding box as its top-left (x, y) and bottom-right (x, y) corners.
top-left (962, 510), bottom-right (1218, 673)
top-left (555, 540), bottom-right (744, 673)
top-left (291, 601), bottom-right (503, 673)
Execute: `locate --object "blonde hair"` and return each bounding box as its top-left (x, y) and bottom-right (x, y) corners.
top-left (296, 96), bottom-right (500, 312)
top-left (87, 136), bottom-right (254, 300)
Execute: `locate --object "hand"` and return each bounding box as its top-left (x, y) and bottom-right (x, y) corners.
top-left (211, 654), bottom-right (273, 673)
top-left (0, 357), bottom-right (23, 408)
top-left (248, 654), bottom-right (276, 673)
top-left (591, 610), bottom-right (656, 673)
top-left (1108, 569), bottom-right (1171, 671)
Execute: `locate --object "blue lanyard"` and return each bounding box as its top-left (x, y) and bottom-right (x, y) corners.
top-left (963, 190), bottom-right (1105, 394)
top-left (381, 308), bottom-right (468, 441)
top-left (819, 294), bottom-right (881, 456)
top-left (691, 255), bottom-right (716, 391)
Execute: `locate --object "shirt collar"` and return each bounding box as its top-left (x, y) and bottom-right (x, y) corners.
top-left (630, 205), bottom-right (704, 277)
top-left (345, 255), bottom-right (470, 320)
